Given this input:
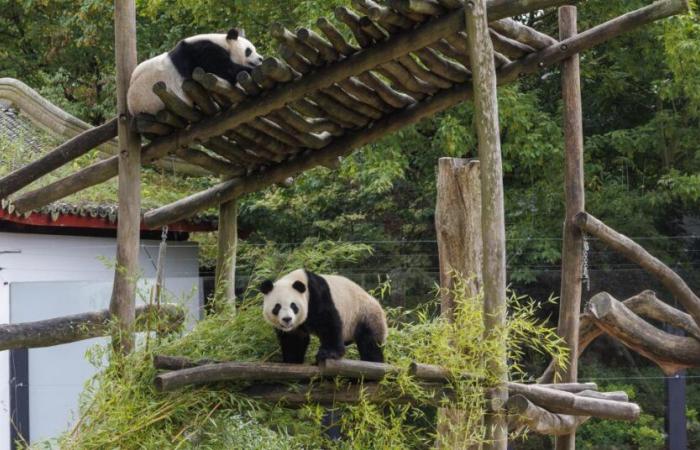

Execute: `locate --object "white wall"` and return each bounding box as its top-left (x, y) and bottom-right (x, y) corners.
top-left (0, 232), bottom-right (201, 448)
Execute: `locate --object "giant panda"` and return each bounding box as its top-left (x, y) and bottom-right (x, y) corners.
top-left (260, 269), bottom-right (388, 364)
top-left (127, 28), bottom-right (263, 116)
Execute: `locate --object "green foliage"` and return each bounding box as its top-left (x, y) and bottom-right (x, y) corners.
top-left (32, 245), bottom-right (565, 449)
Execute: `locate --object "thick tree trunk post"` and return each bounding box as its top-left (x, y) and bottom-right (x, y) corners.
top-left (214, 198), bottom-right (238, 313)
top-left (435, 158), bottom-right (483, 447)
top-left (556, 6), bottom-right (584, 450)
top-left (110, 0), bottom-right (140, 356)
top-left (436, 158), bottom-right (483, 315)
top-left (465, 1), bottom-right (508, 448)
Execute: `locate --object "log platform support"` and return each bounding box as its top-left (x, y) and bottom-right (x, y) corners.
top-left (465, 0), bottom-right (508, 448)
top-left (110, 0), bottom-right (140, 356)
top-left (214, 197), bottom-right (238, 313)
top-left (556, 6), bottom-right (584, 450)
top-left (435, 158), bottom-right (482, 446)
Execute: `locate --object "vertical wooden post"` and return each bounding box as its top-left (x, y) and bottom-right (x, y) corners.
top-left (215, 198), bottom-right (238, 313)
top-left (465, 1), bottom-right (508, 448)
top-left (435, 158), bottom-right (483, 447)
top-left (436, 158), bottom-right (483, 315)
top-left (555, 6), bottom-right (584, 450)
top-left (110, 0), bottom-right (140, 355)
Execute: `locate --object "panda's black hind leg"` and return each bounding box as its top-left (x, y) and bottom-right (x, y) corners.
top-left (355, 322), bottom-right (384, 363)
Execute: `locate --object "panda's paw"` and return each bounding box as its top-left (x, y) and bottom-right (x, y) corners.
top-left (315, 347), bottom-right (344, 364)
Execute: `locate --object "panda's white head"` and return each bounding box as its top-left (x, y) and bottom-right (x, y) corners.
top-left (260, 270), bottom-right (309, 332)
top-left (226, 28), bottom-right (263, 68)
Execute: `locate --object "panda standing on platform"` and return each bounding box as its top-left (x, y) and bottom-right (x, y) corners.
top-left (260, 269), bottom-right (388, 364)
top-left (127, 28), bottom-right (263, 116)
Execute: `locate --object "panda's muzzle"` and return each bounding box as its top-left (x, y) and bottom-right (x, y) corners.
top-left (281, 316), bottom-right (292, 324)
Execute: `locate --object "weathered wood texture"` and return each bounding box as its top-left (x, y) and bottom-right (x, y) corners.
top-left (507, 394), bottom-right (590, 436)
top-left (110, 0), bottom-right (140, 355)
top-left (465, 0), bottom-right (508, 447)
top-left (0, 118), bottom-right (117, 199)
top-left (140, 0), bottom-right (687, 230)
top-left (436, 158), bottom-right (483, 316)
top-left (0, 304), bottom-right (183, 351)
top-left (555, 6), bottom-right (584, 449)
top-left (214, 198), bottom-right (238, 312)
top-left (587, 292), bottom-right (700, 374)
top-left (574, 212), bottom-right (700, 327)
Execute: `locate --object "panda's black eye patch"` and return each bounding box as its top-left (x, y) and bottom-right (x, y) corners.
top-left (272, 304), bottom-right (281, 316)
top-left (290, 303), bottom-right (299, 314)
top-left (245, 48), bottom-right (252, 57)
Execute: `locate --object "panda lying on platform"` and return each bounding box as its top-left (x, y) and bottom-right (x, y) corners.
top-left (260, 269), bottom-right (388, 364)
top-left (127, 28), bottom-right (263, 116)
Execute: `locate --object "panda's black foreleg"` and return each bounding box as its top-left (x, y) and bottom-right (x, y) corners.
top-left (355, 322), bottom-right (384, 363)
top-left (277, 328), bottom-right (310, 364)
top-left (315, 325), bottom-right (345, 364)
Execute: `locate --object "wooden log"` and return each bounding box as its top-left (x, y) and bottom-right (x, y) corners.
top-left (397, 54), bottom-right (453, 89)
top-left (539, 383), bottom-right (598, 393)
top-left (390, 0), bottom-right (446, 17)
top-left (415, 47), bottom-right (469, 82)
top-left (316, 17), bottom-right (358, 56)
top-left (319, 358), bottom-right (401, 380)
top-left (489, 29), bottom-right (535, 59)
top-left (507, 394), bottom-right (590, 436)
top-left (539, 290), bottom-right (696, 383)
top-left (279, 45), bottom-right (312, 75)
top-left (0, 118), bottom-right (117, 199)
top-left (152, 81), bottom-right (201, 122)
top-left (322, 84), bottom-right (384, 119)
top-left (156, 110), bottom-right (187, 129)
top-left (270, 23), bottom-right (323, 66)
top-left (0, 304), bottom-right (183, 351)
top-left (153, 355), bottom-right (219, 370)
top-left (237, 124), bottom-right (292, 157)
top-left (135, 114), bottom-right (173, 136)
top-left (182, 79), bottom-right (219, 115)
top-left (465, 0), bottom-right (508, 446)
top-left (436, 159), bottom-right (483, 315)
top-left (192, 68), bottom-right (246, 104)
top-left (174, 148), bottom-right (243, 176)
top-left (111, 0), bottom-right (140, 356)
top-left (577, 390), bottom-right (628, 402)
top-left (575, 212), bottom-right (700, 327)
top-left (364, 0), bottom-right (415, 29)
top-left (297, 28), bottom-right (340, 63)
top-left (490, 18), bottom-right (557, 50)
top-left (154, 361), bottom-right (323, 392)
top-left (205, 136), bottom-right (256, 165)
top-left (379, 61), bottom-right (433, 96)
top-left (215, 197), bottom-right (238, 311)
top-left (429, 39), bottom-right (468, 63)
top-left (358, 15), bottom-right (390, 42)
top-left (357, 72), bottom-right (416, 108)
top-left (309, 92), bottom-right (369, 127)
top-left (271, 107), bottom-right (343, 136)
top-left (555, 8), bottom-right (584, 450)
top-left (586, 292), bottom-right (700, 374)
top-left (141, 0), bottom-right (687, 227)
top-left (259, 58), bottom-right (295, 83)
top-left (290, 98), bottom-right (327, 119)
top-left (236, 71), bottom-right (262, 96)
top-left (251, 66), bottom-right (275, 91)
top-left (507, 383), bottom-right (640, 421)
top-left (338, 78), bottom-right (393, 113)
top-left (228, 131), bottom-right (284, 162)
top-left (249, 117), bottom-right (302, 148)
top-left (335, 6), bottom-right (373, 48)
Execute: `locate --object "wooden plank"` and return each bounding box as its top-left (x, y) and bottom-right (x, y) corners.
top-left (555, 6), bottom-right (584, 449)
top-left (214, 198), bottom-right (238, 312)
top-left (110, 0), bottom-right (140, 355)
top-left (465, 0), bottom-right (508, 447)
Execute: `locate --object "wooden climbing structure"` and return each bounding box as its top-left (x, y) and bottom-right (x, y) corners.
top-left (0, 0), bottom-right (695, 448)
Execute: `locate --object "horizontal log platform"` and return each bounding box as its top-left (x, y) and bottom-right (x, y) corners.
top-left (143, 0), bottom-right (687, 227)
top-left (507, 394), bottom-right (590, 436)
top-left (0, 304), bottom-right (184, 351)
top-left (574, 211), bottom-right (700, 327)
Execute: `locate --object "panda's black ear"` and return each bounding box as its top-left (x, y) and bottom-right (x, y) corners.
top-left (259, 279), bottom-right (274, 294)
top-left (227, 28), bottom-right (241, 40)
top-left (292, 281), bottom-right (306, 294)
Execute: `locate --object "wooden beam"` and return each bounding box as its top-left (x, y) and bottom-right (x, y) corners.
top-left (574, 212), bottom-right (700, 327)
top-left (214, 197), bottom-right (238, 312)
top-left (111, 0), bottom-right (140, 355)
top-left (465, 0), bottom-right (508, 447)
top-left (586, 292), bottom-right (700, 374)
top-left (555, 6), bottom-right (584, 450)
top-left (0, 118), bottom-right (117, 199)
top-left (0, 304), bottom-right (183, 351)
top-left (507, 394), bottom-right (589, 435)
top-left (490, 18), bottom-right (557, 49)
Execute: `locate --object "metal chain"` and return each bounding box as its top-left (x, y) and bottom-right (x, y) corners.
top-left (581, 232), bottom-right (590, 292)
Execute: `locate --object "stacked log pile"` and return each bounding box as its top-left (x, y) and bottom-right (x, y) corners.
top-left (152, 357), bottom-right (640, 436)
